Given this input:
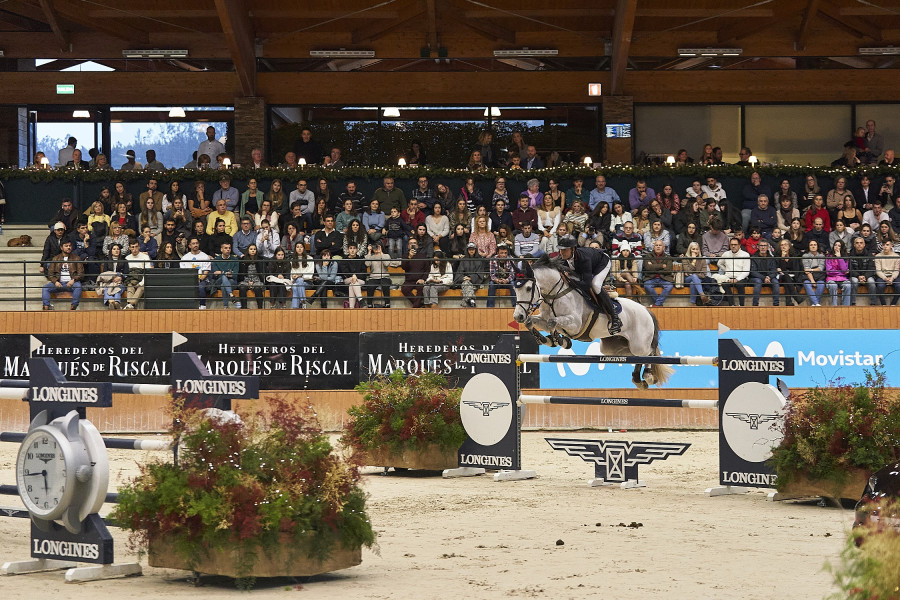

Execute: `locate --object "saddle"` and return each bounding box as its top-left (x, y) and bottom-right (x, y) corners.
top-left (560, 273), bottom-right (622, 342)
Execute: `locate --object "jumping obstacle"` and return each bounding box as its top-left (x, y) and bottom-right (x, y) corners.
top-left (0, 334), bottom-right (260, 583)
top-left (448, 335), bottom-right (794, 492)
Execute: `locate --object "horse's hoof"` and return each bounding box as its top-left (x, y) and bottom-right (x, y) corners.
top-left (561, 337), bottom-right (573, 350)
top-left (643, 374), bottom-right (656, 386)
top-left (636, 381), bottom-right (649, 390)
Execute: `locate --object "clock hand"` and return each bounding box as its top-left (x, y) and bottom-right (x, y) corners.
top-left (42, 472), bottom-right (48, 495)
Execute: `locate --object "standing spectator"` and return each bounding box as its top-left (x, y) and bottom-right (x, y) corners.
top-left (406, 140), bottom-right (427, 166)
top-left (58, 137), bottom-right (77, 167)
top-left (748, 239), bottom-right (780, 306)
top-left (801, 240), bottom-right (827, 306)
top-left (642, 240), bottom-right (675, 306)
top-left (865, 119), bottom-right (885, 160)
top-left (120, 150), bottom-right (143, 171)
top-left (385, 207), bottom-right (409, 258)
top-left (41, 239), bottom-right (83, 311)
top-left (198, 126), bottom-right (226, 167)
top-left (179, 237), bottom-right (212, 309)
top-left (713, 238), bottom-right (750, 306)
top-left (293, 127), bottom-right (322, 165)
top-left (477, 131), bottom-right (498, 167)
top-left (487, 243), bottom-right (516, 308)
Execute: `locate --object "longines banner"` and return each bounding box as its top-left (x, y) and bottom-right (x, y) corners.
top-left (0, 332), bottom-right (538, 390)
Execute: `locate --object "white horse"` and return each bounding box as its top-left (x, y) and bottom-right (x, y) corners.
top-left (513, 255), bottom-right (674, 388)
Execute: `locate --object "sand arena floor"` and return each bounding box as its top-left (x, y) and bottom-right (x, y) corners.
top-left (0, 430), bottom-right (847, 599)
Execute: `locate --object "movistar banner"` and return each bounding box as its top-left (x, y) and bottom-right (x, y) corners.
top-left (535, 330), bottom-right (896, 389)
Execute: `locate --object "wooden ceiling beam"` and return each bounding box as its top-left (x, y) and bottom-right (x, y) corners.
top-left (819, 1), bottom-right (881, 41)
top-left (214, 0), bottom-right (257, 96)
top-left (37, 0), bottom-right (70, 52)
top-left (425, 0), bottom-right (438, 50)
top-left (0, 10), bottom-right (50, 31)
top-left (796, 0), bottom-right (821, 51)
top-left (717, 17), bottom-right (780, 43)
top-left (52, 0), bottom-right (149, 43)
top-left (443, 12), bottom-right (516, 44)
top-left (610, 0), bottom-right (637, 95)
top-left (350, 0), bottom-right (423, 44)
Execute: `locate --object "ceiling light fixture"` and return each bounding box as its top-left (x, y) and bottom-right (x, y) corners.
top-left (383, 107), bottom-right (401, 118)
top-left (859, 46), bottom-right (900, 55)
top-left (122, 49), bottom-right (188, 58)
top-left (310, 49), bottom-right (375, 58)
top-left (168, 107), bottom-right (186, 118)
top-left (72, 110), bottom-right (91, 118)
top-left (493, 48), bottom-right (558, 57)
top-left (483, 107), bottom-right (502, 117)
top-left (677, 48), bottom-right (742, 56)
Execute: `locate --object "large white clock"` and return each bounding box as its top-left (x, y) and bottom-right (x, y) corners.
top-left (15, 410), bottom-right (107, 533)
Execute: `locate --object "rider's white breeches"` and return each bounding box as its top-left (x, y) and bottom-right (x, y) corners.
top-left (592, 263), bottom-right (611, 293)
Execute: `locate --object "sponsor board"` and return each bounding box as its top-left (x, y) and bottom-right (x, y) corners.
top-left (536, 330), bottom-right (895, 389)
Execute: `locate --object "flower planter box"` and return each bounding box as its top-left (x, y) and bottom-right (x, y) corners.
top-left (148, 533), bottom-right (362, 578)
top-left (364, 445), bottom-right (459, 471)
top-left (776, 468), bottom-right (870, 502)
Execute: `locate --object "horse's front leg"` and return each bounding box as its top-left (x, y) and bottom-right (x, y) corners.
top-left (526, 315), bottom-right (555, 347)
top-left (546, 314), bottom-right (580, 335)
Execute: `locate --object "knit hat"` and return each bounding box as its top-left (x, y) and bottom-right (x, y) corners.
top-left (618, 240), bottom-right (631, 253)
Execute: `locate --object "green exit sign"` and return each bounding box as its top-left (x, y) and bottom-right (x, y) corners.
top-left (56, 84), bottom-right (75, 95)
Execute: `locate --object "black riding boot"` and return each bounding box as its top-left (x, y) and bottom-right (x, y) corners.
top-left (594, 289), bottom-right (622, 335)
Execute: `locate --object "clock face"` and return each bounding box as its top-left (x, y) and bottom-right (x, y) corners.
top-left (16, 428), bottom-right (75, 520)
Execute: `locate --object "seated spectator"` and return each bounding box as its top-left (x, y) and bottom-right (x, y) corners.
top-left (309, 248), bottom-right (339, 307)
top-left (289, 180), bottom-right (315, 219)
top-left (863, 198), bottom-right (891, 231)
top-left (423, 251), bottom-right (453, 306)
top-left (454, 242), bottom-right (485, 307)
top-left (206, 218), bottom-right (233, 256)
top-left (102, 222), bottom-right (131, 261)
top-left (40, 222), bottom-right (68, 274)
top-left (265, 247), bottom-right (291, 308)
top-left (443, 223), bottom-right (470, 258)
top-left (628, 179), bottom-right (656, 213)
top-left (825, 240), bottom-right (852, 306)
top-left (289, 243), bottom-right (314, 309)
top-left (97, 243), bottom-right (126, 309)
top-left (681, 242), bottom-right (710, 305)
top-left (826, 176), bottom-right (853, 218)
top-left (887, 196), bottom-right (900, 234)
top-left (874, 241), bottom-right (900, 306)
top-left (470, 214), bottom-right (497, 259)
top-left (613, 241), bottom-right (640, 297)
top-left (487, 243), bottom-right (516, 308)
top-left (787, 217), bottom-right (807, 254)
top-left (41, 239), bottom-right (83, 311)
top-left (675, 222), bottom-right (701, 257)
top-left (255, 219), bottom-right (280, 259)
top-left (656, 184), bottom-right (680, 217)
top-left (515, 222), bottom-right (543, 257)
top-left (776, 194), bottom-right (800, 234)
top-left (613, 221), bottom-right (644, 257)
top-left (402, 197), bottom-right (426, 232)
top-left (189, 181), bottom-right (213, 223)
top-left (364, 242), bottom-right (399, 308)
top-left (448, 198), bottom-right (472, 237)
top-left (831, 143), bottom-right (860, 168)
top-left (280, 151), bottom-right (298, 169)
top-left (458, 177), bottom-right (485, 214)
top-left (774, 238), bottom-right (803, 306)
top-left (537, 193), bottom-right (562, 254)
top-left (467, 150), bottom-right (486, 171)
top-left (806, 217), bottom-right (830, 251)
top-left (339, 243), bottom-right (368, 308)
top-left (426, 202), bottom-right (450, 246)
top-left (411, 223), bottom-right (435, 259)
top-left (713, 238), bottom-right (750, 306)
top-left (362, 199), bottom-right (386, 246)
top-left (511, 194), bottom-right (538, 233)
top-left (209, 241), bottom-right (238, 309)
top-left (206, 199), bottom-right (238, 236)
top-left (313, 215), bottom-right (342, 258)
top-left (157, 241), bottom-right (180, 268)
top-left (335, 198), bottom-right (358, 235)
top-left (373, 177), bottom-right (406, 214)
top-left (648, 198), bottom-right (674, 236)
top-left (524, 145), bottom-right (544, 170)
top-left (674, 148), bottom-right (693, 166)
top-left (343, 218), bottom-right (368, 257)
top-left (232, 217), bottom-right (256, 258)
top-left (879, 148), bottom-right (897, 167)
top-left (138, 225), bottom-right (158, 260)
top-left (562, 200), bottom-right (588, 237)
top-left (848, 236), bottom-right (877, 306)
top-left (489, 198), bottom-right (515, 236)
top-left (702, 176), bottom-right (727, 204)
top-left (829, 219), bottom-right (854, 249)
top-left (801, 240), bottom-right (827, 306)
top-left (609, 201), bottom-right (632, 235)
top-left (876, 221), bottom-right (900, 253)
top-left (565, 176), bottom-right (587, 211)
top-left (144, 149), bottom-right (165, 171)
top-left (633, 206), bottom-right (652, 237)
top-left (749, 194), bottom-right (777, 238)
top-left (741, 172), bottom-right (772, 231)
top-left (590, 175), bottom-right (621, 211)
top-left (684, 179), bottom-right (709, 202)
top-left (179, 236), bottom-right (212, 309)
top-left (400, 239), bottom-right (428, 308)
top-left (213, 174), bottom-right (240, 212)
top-left (742, 226), bottom-right (763, 255)
top-left (410, 176), bottom-right (436, 216)
top-left (642, 240), bottom-right (674, 306)
top-left (281, 221), bottom-right (303, 253)
top-left (266, 179), bottom-right (288, 214)
top-left (749, 239), bottom-right (780, 306)
top-left (587, 203), bottom-right (611, 243)
top-left (644, 219), bottom-right (671, 255)
top-left (237, 243), bottom-right (266, 309)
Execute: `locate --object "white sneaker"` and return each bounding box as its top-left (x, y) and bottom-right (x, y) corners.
top-left (266, 276), bottom-right (277, 283)
top-left (199, 305), bottom-right (207, 310)
top-left (123, 303), bottom-right (134, 310)
top-left (234, 302), bottom-right (241, 309)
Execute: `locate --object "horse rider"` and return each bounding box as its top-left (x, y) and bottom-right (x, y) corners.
top-left (557, 235), bottom-right (622, 335)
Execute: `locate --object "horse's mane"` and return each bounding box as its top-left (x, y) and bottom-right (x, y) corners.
top-left (532, 253), bottom-right (574, 276)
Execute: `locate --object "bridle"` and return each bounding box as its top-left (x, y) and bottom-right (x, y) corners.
top-left (515, 266), bottom-right (576, 319)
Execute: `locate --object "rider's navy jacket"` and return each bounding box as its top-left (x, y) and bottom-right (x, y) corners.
top-left (572, 246), bottom-right (610, 281)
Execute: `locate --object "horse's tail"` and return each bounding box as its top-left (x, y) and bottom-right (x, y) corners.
top-left (647, 310), bottom-right (674, 386)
